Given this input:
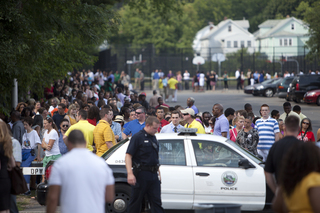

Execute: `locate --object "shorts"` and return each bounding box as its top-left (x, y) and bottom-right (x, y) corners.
top-left (43, 154), bottom-right (61, 168)
top-left (168, 89), bottom-right (175, 96)
top-left (194, 82), bottom-right (198, 86)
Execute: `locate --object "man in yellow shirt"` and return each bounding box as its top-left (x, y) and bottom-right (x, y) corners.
top-left (93, 108), bottom-right (116, 156)
top-left (158, 77), bottom-right (164, 99)
top-left (167, 76), bottom-right (178, 102)
top-left (181, 108), bottom-right (205, 134)
top-left (63, 109), bottom-right (95, 151)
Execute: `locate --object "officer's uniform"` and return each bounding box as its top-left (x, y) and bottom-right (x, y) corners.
top-left (126, 129), bottom-right (164, 213)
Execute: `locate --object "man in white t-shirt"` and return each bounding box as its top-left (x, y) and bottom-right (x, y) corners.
top-left (183, 70), bottom-right (190, 90)
top-left (47, 130), bottom-right (115, 213)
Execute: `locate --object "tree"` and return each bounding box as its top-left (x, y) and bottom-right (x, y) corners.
top-left (304, 1), bottom-right (320, 56)
top-left (0, 0), bottom-right (182, 114)
top-left (110, 1), bottom-right (199, 53)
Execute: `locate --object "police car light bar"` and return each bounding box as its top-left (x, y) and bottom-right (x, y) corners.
top-left (178, 128), bottom-right (197, 136)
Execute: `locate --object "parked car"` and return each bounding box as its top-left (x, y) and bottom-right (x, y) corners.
top-left (303, 89), bottom-right (320, 106)
top-left (287, 74), bottom-right (320, 103)
top-left (250, 78), bottom-right (283, 97)
top-left (244, 79), bottom-right (278, 95)
top-left (278, 77), bottom-right (294, 98)
top-left (37, 129), bottom-right (273, 212)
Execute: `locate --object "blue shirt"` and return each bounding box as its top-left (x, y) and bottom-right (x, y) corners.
top-left (153, 72), bottom-right (159, 80)
top-left (108, 74), bottom-right (114, 83)
top-left (58, 130), bottom-right (68, 155)
top-left (213, 114), bottom-right (230, 139)
top-left (123, 119), bottom-right (145, 137)
top-left (259, 73), bottom-right (264, 82)
top-left (110, 121), bottom-right (122, 141)
top-left (255, 117), bottom-right (279, 150)
top-left (162, 78), bottom-right (168, 87)
top-left (160, 122), bottom-right (183, 133)
top-left (253, 73), bottom-right (259, 80)
top-left (188, 105), bottom-right (199, 115)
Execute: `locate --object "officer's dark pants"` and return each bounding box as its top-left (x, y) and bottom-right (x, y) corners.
top-left (128, 171), bottom-right (164, 213)
top-left (237, 79), bottom-right (241, 90)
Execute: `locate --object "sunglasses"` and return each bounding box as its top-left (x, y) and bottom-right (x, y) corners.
top-left (62, 125), bottom-right (69, 127)
top-left (183, 113), bottom-right (189, 116)
top-left (302, 122), bottom-right (310, 125)
top-left (135, 111), bottom-right (144, 114)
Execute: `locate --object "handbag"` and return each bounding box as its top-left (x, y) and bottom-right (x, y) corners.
top-left (9, 166), bottom-right (28, 195)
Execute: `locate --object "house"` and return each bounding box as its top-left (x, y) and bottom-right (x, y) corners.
top-left (254, 16), bottom-right (309, 60)
top-left (193, 19), bottom-right (255, 60)
top-left (193, 22), bottom-right (214, 54)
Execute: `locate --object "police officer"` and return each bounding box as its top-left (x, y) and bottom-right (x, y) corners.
top-left (125, 116), bottom-right (164, 213)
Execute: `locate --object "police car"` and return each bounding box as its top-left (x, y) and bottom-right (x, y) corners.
top-left (36, 129), bottom-right (272, 212)
top-left (103, 128), bottom-right (272, 213)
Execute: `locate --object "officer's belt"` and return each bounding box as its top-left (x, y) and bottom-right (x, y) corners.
top-left (139, 165), bottom-right (159, 173)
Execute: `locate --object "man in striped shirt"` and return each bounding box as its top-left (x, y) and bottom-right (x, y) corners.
top-left (255, 104), bottom-right (280, 161)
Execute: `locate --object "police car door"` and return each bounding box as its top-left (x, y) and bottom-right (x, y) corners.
top-left (158, 139), bottom-right (194, 210)
top-left (190, 139), bottom-right (265, 211)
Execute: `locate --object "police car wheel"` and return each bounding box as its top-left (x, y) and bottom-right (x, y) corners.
top-left (106, 184), bottom-right (131, 213)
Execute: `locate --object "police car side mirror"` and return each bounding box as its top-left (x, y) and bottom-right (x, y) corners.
top-left (238, 158), bottom-right (251, 169)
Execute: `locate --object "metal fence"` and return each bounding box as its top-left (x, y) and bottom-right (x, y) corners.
top-left (108, 45), bottom-right (319, 79)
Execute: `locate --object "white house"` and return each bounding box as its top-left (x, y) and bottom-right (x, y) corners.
top-left (254, 16), bottom-right (309, 60)
top-left (193, 19), bottom-right (255, 60)
top-left (192, 22), bottom-right (214, 54)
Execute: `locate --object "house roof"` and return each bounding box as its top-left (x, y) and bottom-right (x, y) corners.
top-left (234, 20), bottom-right (250, 29)
top-left (192, 24), bottom-right (214, 51)
top-left (257, 17), bottom-right (308, 39)
top-left (258, 20), bottom-right (282, 28)
top-left (200, 19), bottom-right (251, 41)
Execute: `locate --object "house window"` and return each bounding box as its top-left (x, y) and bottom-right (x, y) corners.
top-left (291, 23), bottom-right (294, 30)
top-left (241, 41), bottom-right (245, 48)
top-left (289, 38), bottom-right (292, 46)
top-left (284, 39), bottom-right (288, 46)
top-left (279, 39), bottom-right (282, 46)
top-left (247, 41), bottom-right (251, 47)
top-left (228, 25), bottom-right (232, 32)
top-left (227, 41), bottom-right (231, 48)
top-left (234, 41), bottom-right (238, 48)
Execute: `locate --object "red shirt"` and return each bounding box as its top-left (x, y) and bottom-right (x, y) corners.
top-left (297, 131), bottom-right (315, 142)
top-left (158, 119), bottom-right (169, 132)
top-left (87, 118), bottom-right (97, 126)
top-left (155, 104), bottom-right (170, 109)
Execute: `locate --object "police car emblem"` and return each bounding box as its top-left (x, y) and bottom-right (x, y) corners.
top-left (221, 171), bottom-right (237, 186)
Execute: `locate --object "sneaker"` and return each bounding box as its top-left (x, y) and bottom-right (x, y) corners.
top-left (23, 190), bottom-right (31, 196)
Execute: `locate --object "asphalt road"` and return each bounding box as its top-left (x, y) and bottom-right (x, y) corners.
top-left (21, 88), bottom-right (319, 213)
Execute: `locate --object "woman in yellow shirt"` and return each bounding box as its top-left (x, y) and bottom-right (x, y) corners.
top-left (273, 142), bottom-right (320, 213)
top-left (64, 104), bottom-right (77, 125)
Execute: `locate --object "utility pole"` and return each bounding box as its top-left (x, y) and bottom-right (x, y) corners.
top-left (12, 79), bottom-right (18, 110)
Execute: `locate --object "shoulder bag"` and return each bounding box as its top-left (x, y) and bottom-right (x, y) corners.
top-left (9, 166), bottom-right (28, 195)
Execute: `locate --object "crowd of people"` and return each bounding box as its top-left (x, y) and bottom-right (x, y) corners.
top-left (1, 68), bottom-right (320, 212)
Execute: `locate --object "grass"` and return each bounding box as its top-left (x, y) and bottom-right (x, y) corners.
top-left (17, 190), bottom-right (38, 211)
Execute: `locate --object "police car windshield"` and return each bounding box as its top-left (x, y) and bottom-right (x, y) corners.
top-left (225, 139), bottom-right (262, 164)
top-left (101, 138), bottom-right (129, 160)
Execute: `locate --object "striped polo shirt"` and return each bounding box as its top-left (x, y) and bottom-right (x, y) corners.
top-left (255, 117), bottom-right (279, 150)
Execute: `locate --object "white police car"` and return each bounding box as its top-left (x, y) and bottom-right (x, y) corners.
top-left (103, 128), bottom-right (271, 212)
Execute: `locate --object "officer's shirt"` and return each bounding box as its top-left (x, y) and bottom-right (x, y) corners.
top-left (126, 129), bottom-right (159, 166)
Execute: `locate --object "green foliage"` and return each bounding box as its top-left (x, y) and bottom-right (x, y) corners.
top-left (305, 1), bottom-right (320, 56)
top-left (0, 0), bottom-right (120, 113)
top-left (110, 1), bottom-right (199, 53)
